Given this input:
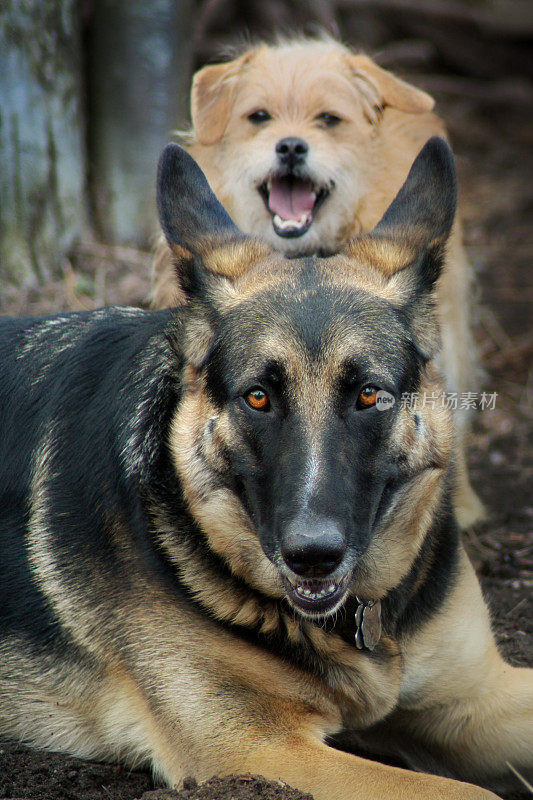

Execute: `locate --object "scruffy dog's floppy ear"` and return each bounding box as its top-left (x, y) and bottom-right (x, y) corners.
top-left (191, 53), bottom-right (251, 146)
top-left (347, 54), bottom-right (434, 115)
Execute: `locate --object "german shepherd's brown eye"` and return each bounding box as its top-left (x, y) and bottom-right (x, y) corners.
top-left (245, 388), bottom-right (270, 411)
top-left (248, 110), bottom-right (271, 124)
top-left (317, 112), bottom-right (341, 127)
top-left (357, 386), bottom-right (379, 409)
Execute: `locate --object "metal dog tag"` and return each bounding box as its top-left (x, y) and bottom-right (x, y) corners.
top-left (362, 599), bottom-right (382, 650)
top-left (354, 602), bottom-right (365, 649)
top-left (354, 598), bottom-right (382, 651)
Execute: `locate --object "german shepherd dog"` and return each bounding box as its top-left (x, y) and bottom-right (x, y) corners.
top-left (0, 139), bottom-right (531, 800)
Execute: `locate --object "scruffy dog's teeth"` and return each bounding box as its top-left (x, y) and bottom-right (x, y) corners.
top-left (273, 213), bottom-right (310, 231)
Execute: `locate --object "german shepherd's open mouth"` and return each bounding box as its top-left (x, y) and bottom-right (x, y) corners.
top-left (282, 573), bottom-right (350, 615)
top-left (258, 171), bottom-right (331, 237)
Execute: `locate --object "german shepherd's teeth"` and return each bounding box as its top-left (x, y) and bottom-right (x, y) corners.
top-left (294, 582), bottom-right (338, 600)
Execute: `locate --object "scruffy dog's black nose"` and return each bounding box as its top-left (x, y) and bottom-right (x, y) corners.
top-left (281, 515), bottom-right (346, 577)
top-left (276, 137), bottom-right (309, 167)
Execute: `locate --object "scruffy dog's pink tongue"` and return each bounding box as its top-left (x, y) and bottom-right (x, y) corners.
top-left (268, 178), bottom-right (315, 220)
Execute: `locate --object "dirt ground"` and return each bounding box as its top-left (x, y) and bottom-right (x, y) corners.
top-left (0, 94), bottom-right (531, 799)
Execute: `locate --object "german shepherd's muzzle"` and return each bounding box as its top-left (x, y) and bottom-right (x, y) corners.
top-left (0, 139), bottom-right (531, 800)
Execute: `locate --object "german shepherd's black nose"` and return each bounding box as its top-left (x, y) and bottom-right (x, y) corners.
top-left (281, 514), bottom-right (346, 577)
top-left (276, 137), bottom-right (309, 167)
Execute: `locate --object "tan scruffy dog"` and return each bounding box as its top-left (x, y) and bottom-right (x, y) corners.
top-left (152, 36), bottom-right (484, 528)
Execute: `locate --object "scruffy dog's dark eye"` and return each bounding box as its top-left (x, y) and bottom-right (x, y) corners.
top-left (248, 110), bottom-right (272, 124)
top-left (317, 113), bottom-right (341, 127)
top-left (356, 385), bottom-right (379, 409)
top-left (245, 388), bottom-right (270, 411)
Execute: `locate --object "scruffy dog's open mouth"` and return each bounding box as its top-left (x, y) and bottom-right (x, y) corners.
top-left (281, 574), bottom-right (349, 616)
top-left (258, 174), bottom-right (331, 238)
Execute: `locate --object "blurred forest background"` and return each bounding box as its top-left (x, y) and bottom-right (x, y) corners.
top-left (0, 0), bottom-right (532, 287)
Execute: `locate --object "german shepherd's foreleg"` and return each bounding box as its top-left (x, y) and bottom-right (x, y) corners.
top-left (113, 601), bottom-right (499, 799)
top-left (238, 736), bottom-right (500, 800)
top-left (396, 546), bottom-right (533, 791)
top-left (136, 676), bottom-right (500, 799)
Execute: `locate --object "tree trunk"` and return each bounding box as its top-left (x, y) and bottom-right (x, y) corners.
top-left (87, 0), bottom-right (194, 247)
top-left (0, 0), bottom-right (87, 285)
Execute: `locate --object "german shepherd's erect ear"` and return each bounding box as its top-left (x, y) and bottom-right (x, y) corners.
top-left (371, 136), bottom-right (457, 259)
top-left (361, 136), bottom-right (457, 359)
top-left (157, 143), bottom-right (271, 365)
top-left (157, 143), bottom-right (270, 285)
top-left (157, 142), bottom-right (244, 259)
